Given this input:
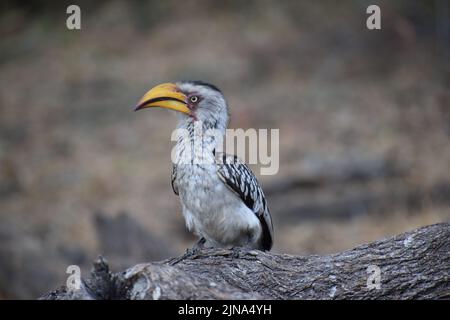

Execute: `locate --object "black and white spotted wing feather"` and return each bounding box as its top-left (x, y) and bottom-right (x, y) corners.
top-left (171, 164), bottom-right (179, 196)
top-left (215, 153), bottom-right (274, 251)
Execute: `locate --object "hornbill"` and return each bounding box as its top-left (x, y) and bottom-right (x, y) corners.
top-left (134, 81), bottom-right (273, 251)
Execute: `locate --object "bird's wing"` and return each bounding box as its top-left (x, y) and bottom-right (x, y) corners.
top-left (215, 152), bottom-right (274, 250)
top-left (171, 164), bottom-right (179, 196)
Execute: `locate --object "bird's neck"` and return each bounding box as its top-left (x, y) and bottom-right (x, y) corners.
top-left (174, 118), bottom-right (224, 165)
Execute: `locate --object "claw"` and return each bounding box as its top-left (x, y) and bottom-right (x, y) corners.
top-left (231, 246), bottom-right (242, 258)
top-left (183, 237), bottom-right (207, 258)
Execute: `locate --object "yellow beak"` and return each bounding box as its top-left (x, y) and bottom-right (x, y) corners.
top-left (134, 82), bottom-right (190, 114)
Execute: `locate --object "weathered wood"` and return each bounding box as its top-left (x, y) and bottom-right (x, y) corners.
top-left (41, 223), bottom-right (450, 300)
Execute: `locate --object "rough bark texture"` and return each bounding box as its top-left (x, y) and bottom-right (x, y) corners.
top-left (41, 223), bottom-right (450, 300)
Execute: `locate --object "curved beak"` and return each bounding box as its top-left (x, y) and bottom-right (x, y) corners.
top-left (134, 82), bottom-right (189, 114)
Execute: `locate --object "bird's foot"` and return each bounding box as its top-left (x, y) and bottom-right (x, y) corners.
top-left (184, 237), bottom-right (207, 258)
top-left (230, 246), bottom-right (243, 259)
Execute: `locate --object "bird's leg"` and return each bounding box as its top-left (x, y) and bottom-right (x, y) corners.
top-left (193, 237), bottom-right (207, 250)
top-left (184, 237), bottom-right (207, 257)
top-left (194, 237), bottom-right (206, 250)
top-left (169, 237), bottom-right (208, 265)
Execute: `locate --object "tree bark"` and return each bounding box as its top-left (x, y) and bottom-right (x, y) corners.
top-left (41, 223), bottom-right (450, 300)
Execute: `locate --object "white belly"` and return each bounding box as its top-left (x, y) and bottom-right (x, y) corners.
top-left (177, 164), bottom-right (262, 248)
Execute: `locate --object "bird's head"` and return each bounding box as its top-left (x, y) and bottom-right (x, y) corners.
top-left (135, 81), bottom-right (229, 131)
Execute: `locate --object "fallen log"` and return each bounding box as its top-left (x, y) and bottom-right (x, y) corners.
top-left (41, 223), bottom-right (450, 300)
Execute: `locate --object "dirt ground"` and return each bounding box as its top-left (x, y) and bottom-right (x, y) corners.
top-left (0, 1), bottom-right (449, 299)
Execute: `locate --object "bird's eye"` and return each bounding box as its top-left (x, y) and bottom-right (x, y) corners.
top-left (190, 96), bottom-right (199, 103)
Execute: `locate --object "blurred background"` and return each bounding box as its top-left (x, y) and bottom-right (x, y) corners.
top-left (0, 0), bottom-right (449, 299)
